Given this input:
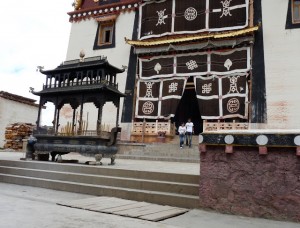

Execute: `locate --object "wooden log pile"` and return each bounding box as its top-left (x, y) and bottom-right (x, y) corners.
top-left (4, 123), bottom-right (35, 150)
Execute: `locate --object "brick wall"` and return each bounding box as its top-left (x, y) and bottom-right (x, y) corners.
top-left (199, 146), bottom-right (300, 222)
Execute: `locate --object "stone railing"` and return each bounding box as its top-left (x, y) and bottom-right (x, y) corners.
top-left (131, 120), bottom-right (175, 136)
top-left (34, 129), bottom-right (110, 138)
top-left (203, 120), bottom-right (249, 132)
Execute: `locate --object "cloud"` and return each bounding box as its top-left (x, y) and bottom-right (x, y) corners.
top-left (0, 0), bottom-right (73, 125)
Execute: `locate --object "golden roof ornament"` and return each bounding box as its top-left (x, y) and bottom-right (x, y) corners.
top-left (73, 0), bottom-right (83, 10)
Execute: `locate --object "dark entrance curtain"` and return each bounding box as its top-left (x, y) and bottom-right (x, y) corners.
top-left (194, 73), bottom-right (249, 119)
top-left (176, 53), bottom-right (207, 75)
top-left (139, 0), bottom-right (249, 39)
top-left (140, 0), bottom-right (173, 38)
top-left (174, 0), bottom-right (206, 32)
top-left (140, 56), bottom-right (174, 79)
top-left (210, 48), bottom-right (249, 73)
top-left (139, 47), bottom-right (250, 79)
top-left (209, 0), bottom-right (248, 30)
top-left (135, 78), bottom-right (187, 119)
top-left (137, 47), bottom-right (250, 120)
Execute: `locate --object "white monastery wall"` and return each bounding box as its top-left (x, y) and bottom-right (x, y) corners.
top-left (262, 0), bottom-right (300, 129)
top-left (61, 2), bottom-right (300, 136)
top-left (0, 98), bottom-right (38, 148)
top-left (63, 11), bottom-right (136, 139)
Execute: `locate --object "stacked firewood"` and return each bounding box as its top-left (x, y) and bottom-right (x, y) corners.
top-left (4, 123), bottom-right (35, 150)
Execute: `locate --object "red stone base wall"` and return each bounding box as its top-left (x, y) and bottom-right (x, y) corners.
top-left (200, 146), bottom-right (300, 222)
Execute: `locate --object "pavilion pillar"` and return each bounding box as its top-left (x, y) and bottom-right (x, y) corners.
top-left (78, 95), bottom-right (84, 135)
top-left (53, 105), bottom-right (57, 132)
top-left (66, 73), bottom-right (69, 86)
top-left (49, 77), bottom-right (52, 88)
top-left (101, 69), bottom-right (105, 83)
top-left (56, 108), bottom-right (61, 134)
top-left (61, 74), bottom-right (64, 87)
top-left (60, 74), bottom-right (63, 87)
top-left (72, 108), bottom-right (76, 135)
top-left (97, 105), bottom-right (103, 133)
top-left (116, 107), bottom-right (120, 128)
top-left (115, 99), bottom-right (120, 128)
top-left (45, 76), bottom-right (48, 88)
top-left (76, 72), bottom-right (79, 85)
top-left (36, 99), bottom-right (43, 130)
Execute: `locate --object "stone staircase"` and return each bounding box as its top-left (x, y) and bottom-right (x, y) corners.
top-left (0, 159), bottom-right (199, 208)
top-left (117, 136), bottom-right (200, 163)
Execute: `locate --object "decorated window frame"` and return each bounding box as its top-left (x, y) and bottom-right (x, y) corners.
top-left (292, 0), bottom-right (300, 24)
top-left (94, 21), bottom-right (116, 49)
top-left (286, 0), bottom-right (300, 29)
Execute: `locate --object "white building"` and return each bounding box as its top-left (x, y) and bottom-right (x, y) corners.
top-left (261, 0), bottom-right (300, 129)
top-left (126, 0), bottom-right (300, 134)
top-left (46, 0), bottom-right (300, 143)
top-left (0, 91), bottom-right (39, 148)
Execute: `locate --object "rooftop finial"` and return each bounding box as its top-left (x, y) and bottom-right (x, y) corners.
top-left (36, 66), bottom-right (44, 72)
top-left (79, 50), bottom-right (85, 62)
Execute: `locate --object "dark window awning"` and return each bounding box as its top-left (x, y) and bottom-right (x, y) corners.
top-left (94, 14), bottom-right (118, 22)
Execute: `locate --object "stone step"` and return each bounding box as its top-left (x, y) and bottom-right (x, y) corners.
top-left (0, 160), bottom-right (198, 184)
top-left (126, 148), bottom-right (199, 156)
top-left (0, 159), bottom-right (199, 208)
top-left (116, 155), bottom-right (199, 163)
top-left (118, 152), bottom-right (199, 158)
top-left (0, 173), bottom-right (199, 208)
top-left (0, 166), bottom-right (198, 196)
top-left (168, 135), bottom-right (199, 144)
top-left (117, 141), bottom-right (200, 163)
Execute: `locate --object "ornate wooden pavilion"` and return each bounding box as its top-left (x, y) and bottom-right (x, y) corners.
top-left (32, 56), bottom-right (125, 164)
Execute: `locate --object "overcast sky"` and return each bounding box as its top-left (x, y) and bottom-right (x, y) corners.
top-left (0, 1), bottom-right (73, 124)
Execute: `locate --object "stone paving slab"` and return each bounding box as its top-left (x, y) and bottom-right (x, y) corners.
top-left (85, 199), bottom-right (139, 211)
top-left (140, 208), bottom-right (188, 221)
top-left (102, 202), bottom-right (150, 213)
top-left (58, 196), bottom-right (189, 222)
top-left (124, 204), bottom-right (174, 217)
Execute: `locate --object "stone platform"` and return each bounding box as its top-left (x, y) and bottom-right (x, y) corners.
top-left (117, 136), bottom-right (200, 163)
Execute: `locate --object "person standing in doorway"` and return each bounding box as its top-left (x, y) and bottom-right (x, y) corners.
top-left (178, 122), bottom-right (186, 149)
top-left (185, 118), bottom-right (194, 148)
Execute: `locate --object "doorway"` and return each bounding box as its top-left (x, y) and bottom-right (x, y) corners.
top-left (174, 79), bottom-right (202, 134)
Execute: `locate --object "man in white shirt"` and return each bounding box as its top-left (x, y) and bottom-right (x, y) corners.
top-left (185, 118), bottom-right (194, 148)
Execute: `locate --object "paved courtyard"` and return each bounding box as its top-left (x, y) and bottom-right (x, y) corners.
top-left (0, 183), bottom-right (300, 228)
top-left (1, 151), bottom-right (300, 227)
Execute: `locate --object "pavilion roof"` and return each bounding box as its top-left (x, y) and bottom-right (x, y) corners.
top-left (41, 56), bottom-right (125, 75)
